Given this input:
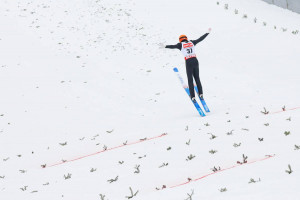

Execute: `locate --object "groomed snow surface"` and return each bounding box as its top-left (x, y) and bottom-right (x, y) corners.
top-left (0, 0), bottom-right (300, 199)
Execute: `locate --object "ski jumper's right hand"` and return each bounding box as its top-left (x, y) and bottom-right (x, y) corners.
top-left (158, 43), bottom-right (165, 49)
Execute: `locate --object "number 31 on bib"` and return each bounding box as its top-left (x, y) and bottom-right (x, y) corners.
top-left (181, 42), bottom-right (196, 60)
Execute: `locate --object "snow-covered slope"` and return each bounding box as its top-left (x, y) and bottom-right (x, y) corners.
top-left (0, 0), bottom-right (300, 199)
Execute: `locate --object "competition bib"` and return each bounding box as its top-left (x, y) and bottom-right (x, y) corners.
top-left (181, 41), bottom-right (196, 60)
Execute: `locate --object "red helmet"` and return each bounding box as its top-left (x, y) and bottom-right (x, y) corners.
top-left (179, 35), bottom-right (187, 42)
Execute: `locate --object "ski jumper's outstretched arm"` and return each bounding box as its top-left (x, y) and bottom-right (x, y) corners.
top-left (191, 33), bottom-right (209, 46)
top-left (165, 43), bottom-right (181, 50)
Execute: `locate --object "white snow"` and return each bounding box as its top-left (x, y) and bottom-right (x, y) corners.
top-left (0, 0), bottom-right (300, 199)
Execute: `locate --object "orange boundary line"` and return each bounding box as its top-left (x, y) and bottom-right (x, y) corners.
top-left (269, 106), bottom-right (300, 114)
top-left (44, 133), bottom-right (168, 168)
top-left (168, 155), bottom-right (275, 189)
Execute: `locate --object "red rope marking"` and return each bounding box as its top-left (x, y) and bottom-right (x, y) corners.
top-left (168, 155), bottom-right (275, 189)
top-left (269, 106), bottom-right (300, 114)
top-left (45, 133), bottom-right (168, 168)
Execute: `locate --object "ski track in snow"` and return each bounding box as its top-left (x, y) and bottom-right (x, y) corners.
top-left (0, 0), bottom-right (300, 199)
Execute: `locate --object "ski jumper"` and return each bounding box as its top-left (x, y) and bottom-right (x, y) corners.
top-left (165, 33), bottom-right (209, 99)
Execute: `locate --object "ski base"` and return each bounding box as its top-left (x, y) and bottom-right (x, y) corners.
top-left (194, 86), bottom-right (210, 113)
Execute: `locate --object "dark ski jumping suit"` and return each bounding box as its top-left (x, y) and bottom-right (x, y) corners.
top-left (165, 33), bottom-right (209, 99)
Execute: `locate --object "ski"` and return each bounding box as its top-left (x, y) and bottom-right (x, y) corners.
top-left (173, 67), bottom-right (205, 117)
top-left (194, 86), bottom-right (210, 113)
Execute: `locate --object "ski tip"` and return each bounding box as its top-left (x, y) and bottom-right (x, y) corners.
top-left (173, 67), bottom-right (178, 72)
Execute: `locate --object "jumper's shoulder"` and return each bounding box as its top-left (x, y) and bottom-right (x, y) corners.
top-left (177, 43), bottom-right (182, 49)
